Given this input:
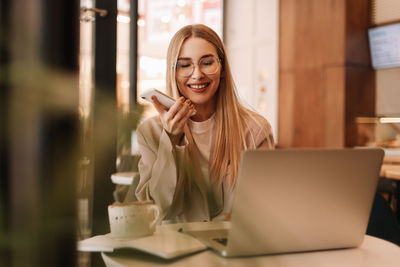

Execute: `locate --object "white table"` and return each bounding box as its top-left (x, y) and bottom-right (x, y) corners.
top-left (101, 222), bottom-right (400, 267)
top-left (111, 172), bottom-right (139, 185)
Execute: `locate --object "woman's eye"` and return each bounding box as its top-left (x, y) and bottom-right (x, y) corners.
top-left (177, 62), bottom-right (192, 68)
top-left (202, 61), bottom-right (214, 66)
top-left (201, 57), bottom-right (216, 66)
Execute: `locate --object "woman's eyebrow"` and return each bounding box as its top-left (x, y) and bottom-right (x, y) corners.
top-left (177, 54), bottom-right (216, 60)
top-left (200, 54), bottom-right (216, 59)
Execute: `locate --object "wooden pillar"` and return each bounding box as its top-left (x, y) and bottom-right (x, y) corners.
top-left (278, 0), bottom-right (375, 147)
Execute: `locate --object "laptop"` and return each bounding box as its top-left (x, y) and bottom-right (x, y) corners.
top-left (187, 148), bottom-right (384, 257)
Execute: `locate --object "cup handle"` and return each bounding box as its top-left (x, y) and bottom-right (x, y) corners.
top-left (148, 204), bottom-right (162, 231)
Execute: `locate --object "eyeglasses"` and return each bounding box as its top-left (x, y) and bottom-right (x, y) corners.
top-left (175, 55), bottom-right (221, 77)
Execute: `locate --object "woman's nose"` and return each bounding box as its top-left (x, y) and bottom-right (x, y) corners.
top-left (190, 64), bottom-right (205, 78)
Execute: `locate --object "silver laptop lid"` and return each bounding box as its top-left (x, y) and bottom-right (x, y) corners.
top-left (227, 148), bottom-right (384, 256)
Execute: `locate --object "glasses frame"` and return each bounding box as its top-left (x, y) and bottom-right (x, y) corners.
top-left (174, 55), bottom-right (222, 78)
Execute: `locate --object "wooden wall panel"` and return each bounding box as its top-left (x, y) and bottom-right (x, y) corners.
top-left (344, 0), bottom-right (375, 146)
top-left (279, 0), bottom-right (346, 71)
top-left (345, 67), bottom-right (375, 146)
top-left (291, 69), bottom-right (325, 147)
top-left (279, 69), bottom-right (326, 147)
top-left (346, 0), bottom-right (373, 65)
top-left (278, 0), bottom-right (374, 148)
top-left (278, 0), bottom-right (297, 71)
top-left (279, 67), bottom-right (346, 147)
top-left (278, 72), bottom-right (295, 147)
top-left (324, 66), bottom-right (346, 147)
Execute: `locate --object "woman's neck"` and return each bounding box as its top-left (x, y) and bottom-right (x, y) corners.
top-left (191, 101), bottom-right (216, 122)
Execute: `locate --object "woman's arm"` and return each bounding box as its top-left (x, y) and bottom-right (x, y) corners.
top-left (135, 121), bottom-right (188, 220)
top-left (135, 93), bottom-right (195, 221)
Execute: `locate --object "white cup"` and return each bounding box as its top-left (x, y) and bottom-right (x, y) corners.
top-left (108, 200), bottom-right (162, 239)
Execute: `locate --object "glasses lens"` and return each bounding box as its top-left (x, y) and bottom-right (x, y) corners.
top-left (199, 56), bottom-right (219, 74)
top-left (175, 56), bottom-right (220, 77)
top-left (176, 59), bottom-right (193, 77)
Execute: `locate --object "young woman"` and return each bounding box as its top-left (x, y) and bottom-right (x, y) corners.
top-left (135, 24), bottom-right (274, 223)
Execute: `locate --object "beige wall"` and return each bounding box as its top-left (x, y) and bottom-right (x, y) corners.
top-left (225, 0), bottom-right (279, 141)
top-left (376, 69), bottom-right (400, 114)
top-left (373, 0), bottom-right (400, 115)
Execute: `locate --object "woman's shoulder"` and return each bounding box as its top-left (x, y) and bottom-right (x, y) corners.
top-left (242, 111), bottom-right (274, 148)
top-left (243, 111), bottom-right (272, 134)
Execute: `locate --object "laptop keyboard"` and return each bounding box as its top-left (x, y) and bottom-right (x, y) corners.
top-left (212, 237), bottom-right (228, 246)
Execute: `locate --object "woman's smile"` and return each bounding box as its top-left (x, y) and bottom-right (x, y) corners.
top-left (187, 82), bottom-right (211, 92)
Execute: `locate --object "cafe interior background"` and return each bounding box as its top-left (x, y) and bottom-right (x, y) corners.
top-left (1, 0), bottom-right (399, 266)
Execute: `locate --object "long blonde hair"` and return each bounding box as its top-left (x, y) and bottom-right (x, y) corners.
top-left (166, 24), bottom-right (271, 187)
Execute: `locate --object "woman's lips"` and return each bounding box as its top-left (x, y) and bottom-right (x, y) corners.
top-left (187, 83), bottom-right (210, 93)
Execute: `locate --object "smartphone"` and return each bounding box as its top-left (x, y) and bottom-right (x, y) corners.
top-left (140, 89), bottom-right (176, 109)
top-left (140, 88), bottom-right (196, 115)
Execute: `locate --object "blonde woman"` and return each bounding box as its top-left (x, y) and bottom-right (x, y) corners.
top-left (135, 24), bottom-right (274, 223)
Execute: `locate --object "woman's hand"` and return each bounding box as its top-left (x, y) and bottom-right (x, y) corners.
top-left (152, 95), bottom-right (195, 139)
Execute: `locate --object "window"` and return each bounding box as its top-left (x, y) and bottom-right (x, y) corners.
top-left (137, 0), bottom-right (223, 118)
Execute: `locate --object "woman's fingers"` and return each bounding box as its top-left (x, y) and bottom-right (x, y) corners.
top-left (165, 96), bottom-right (185, 120)
top-left (176, 105), bottom-right (195, 128)
top-left (170, 99), bottom-right (191, 124)
top-left (153, 95), bottom-right (194, 136)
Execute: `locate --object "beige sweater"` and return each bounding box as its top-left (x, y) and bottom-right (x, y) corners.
top-left (135, 114), bottom-right (274, 223)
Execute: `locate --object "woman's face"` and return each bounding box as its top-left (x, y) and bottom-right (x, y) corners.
top-left (175, 37), bottom-right (221, 109)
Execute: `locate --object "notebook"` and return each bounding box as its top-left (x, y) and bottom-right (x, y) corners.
top-left (187, 148), bottom-right (384, 257)
top-left (78, 231), bottom-right (206, 259)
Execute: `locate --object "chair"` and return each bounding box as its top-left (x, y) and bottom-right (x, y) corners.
top-left (367, 193), bottom-right (400, 246)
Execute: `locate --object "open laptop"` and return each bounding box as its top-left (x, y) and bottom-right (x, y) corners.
top-left (187, 148), bottom-right (384, 257)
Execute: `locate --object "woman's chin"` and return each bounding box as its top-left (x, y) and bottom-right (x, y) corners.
top-left (189, 95), bottom-right (216, 107)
